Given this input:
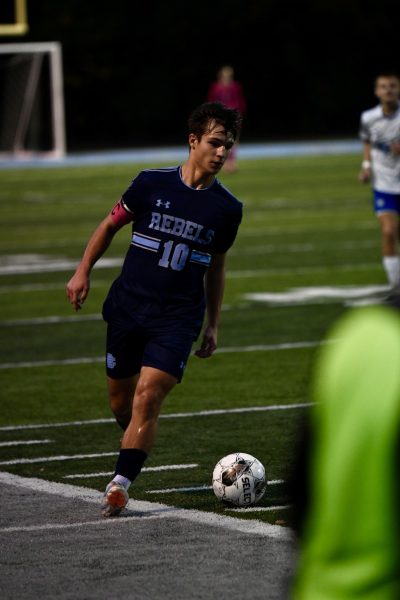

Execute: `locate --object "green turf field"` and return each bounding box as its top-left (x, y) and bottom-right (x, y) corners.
top-left (0, 154), bottom-right (384, 525)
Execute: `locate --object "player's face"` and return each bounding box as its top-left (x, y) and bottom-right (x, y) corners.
top-left (189, 121), bottom-right (235, 175)
top-left (375, 77), bottom-right (400, 104)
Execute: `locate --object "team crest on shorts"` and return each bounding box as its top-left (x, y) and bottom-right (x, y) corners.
top-left (106, 353), bottom-right (116, 369)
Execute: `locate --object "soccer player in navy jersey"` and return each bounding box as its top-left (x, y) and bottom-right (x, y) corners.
top-left (66, 102), bottom-right (243, 517)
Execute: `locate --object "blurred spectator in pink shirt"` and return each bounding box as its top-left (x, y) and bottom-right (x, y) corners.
top-left (207, 66), bottom-right (246, 172)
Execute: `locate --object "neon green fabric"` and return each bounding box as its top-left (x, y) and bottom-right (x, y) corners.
top-left (293, 306), bottom-right (400, 599)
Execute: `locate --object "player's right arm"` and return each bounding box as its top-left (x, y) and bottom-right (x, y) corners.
top-left (66, 200), bottom-right (133, 311)
top-left (358, 141), bottom-right (372, 183)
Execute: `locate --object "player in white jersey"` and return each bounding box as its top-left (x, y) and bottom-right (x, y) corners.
top-left (359, 73), bottom-right (400, 289)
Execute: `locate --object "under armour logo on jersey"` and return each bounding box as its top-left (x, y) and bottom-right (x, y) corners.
top-left (156, 198), bottom-right (171, 209)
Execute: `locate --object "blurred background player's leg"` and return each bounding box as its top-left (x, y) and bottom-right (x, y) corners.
top-left (379, 212), bottom-right (400, 289)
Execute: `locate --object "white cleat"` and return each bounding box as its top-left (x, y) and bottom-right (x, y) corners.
top-left (101, 482), bottom-right (129, 518)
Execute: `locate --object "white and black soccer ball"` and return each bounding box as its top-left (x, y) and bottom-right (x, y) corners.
top-left (212, 452), bottom-right (266, 507)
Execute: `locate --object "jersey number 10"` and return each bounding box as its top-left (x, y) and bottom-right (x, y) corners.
top-left (158, 240), bottom-right (190, 271)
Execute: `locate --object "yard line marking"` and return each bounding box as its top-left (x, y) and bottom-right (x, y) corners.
top-left (0, 418), bottom-right (114, 431)
top-left (1, 314), bottom-right (103, 326)
top-left (0, 516), bottom-right (160, 533)
top-left (147, 485), bottom-right (212, 494)
top-left (0, 303), bottom-right (233, 327)
top-left (0, 403), bottom-right (313, 432)
top-left (0, 256), bottom-right (122, 276)
top-left (0, 283), bottom-right (385, 326)
top-left (226, 505), bottom-right (292, 513)
top-left (0, 356), bottom-right (104, 369)
top-left (230, 240), bottom-right (377, 255)
top-left (0, 439), bottom-right (52, 447)
top-left (0, 418), bottom-right (115, 431)
top-left (0, 471), bottom-right (293, 541)
top-left (0, 251), bottom-right (381, 278)
top-left (0, 339), bottom-right (323, 369)
top-left (63, 463), bottom-right (199, 479)
top-left (215, 341), bottom-right (321, 353)
top-left (146, 480), bottom-right (285, 494)
top-left (159, 403), bottom-right (312, 419)
top-left (0, 281), bottom-right (109, 294)
top-left (226, 263), bottom-right (381, 278)
top-left (0, 451), bottom-right (118, 466)
top-left (239, 221), bottom-right (375, 237)
top-left (244, 285), bottom-right (388, 305)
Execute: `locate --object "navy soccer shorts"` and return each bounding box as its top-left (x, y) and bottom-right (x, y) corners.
top-left (105, 317), bottom-right (198, 382)
top-left (373, 189), bottom-right (400, 215)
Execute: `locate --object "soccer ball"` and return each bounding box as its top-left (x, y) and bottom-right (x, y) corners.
top-left (212, 452), bottom-right (266, 507)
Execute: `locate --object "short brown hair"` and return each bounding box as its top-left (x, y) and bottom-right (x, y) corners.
top-left (187, 102), bottom-right (242, 142)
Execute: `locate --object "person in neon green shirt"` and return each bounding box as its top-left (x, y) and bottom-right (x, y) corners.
top-left (292, 305), bottom-right (400, 599)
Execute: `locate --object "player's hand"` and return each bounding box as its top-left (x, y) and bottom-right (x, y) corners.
top-left (358, 168), bottom-right (371, 183)
top-left (195, 325), bottom-right (218, 358)
top-left (390, 141), bottom-right (400, 155)
top-left (66, 270), bottom-right (90, 311)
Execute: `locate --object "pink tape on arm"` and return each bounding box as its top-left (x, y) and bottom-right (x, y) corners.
top-left (110, 200), bottom-right (134, 227)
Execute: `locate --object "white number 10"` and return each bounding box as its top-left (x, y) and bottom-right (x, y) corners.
top-left (158, 240), bottom-right (190, 271)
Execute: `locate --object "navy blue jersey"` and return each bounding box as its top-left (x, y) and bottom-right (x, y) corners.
top-left (104, 166), bottom-right (242, 324)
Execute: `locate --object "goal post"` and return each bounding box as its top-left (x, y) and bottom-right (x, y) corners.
top-left (0, 0), bottom-right (28, 36)
top-left (0, 41), bottom-right (66, 158)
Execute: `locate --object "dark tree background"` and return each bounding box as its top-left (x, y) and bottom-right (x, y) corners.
top-left (3, 0), bottom-right (399, 150)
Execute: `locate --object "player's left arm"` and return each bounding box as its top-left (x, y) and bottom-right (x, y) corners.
top-left (66, 199), bottom-right (133, 311)
top-left (195, 252), bottom-right (226, 359)
top-left (358, 141), bottom-right (372, 182)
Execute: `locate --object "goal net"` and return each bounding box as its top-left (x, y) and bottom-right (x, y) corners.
top-left (0, 42), bottom-right (66, 159)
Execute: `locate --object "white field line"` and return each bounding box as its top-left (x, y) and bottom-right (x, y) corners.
top-left (226, 263), bottom-right (380, 278)
top-left (0, 241), bottom-right (379, 277)
top-left (0, 238), bottom-right (376, 260)
top-left (0, 471), bottom-right (293, 540)
top-left (0, 260), bottom-right (381, 280)
top-left (0, 516), bottom-right (161, 533)
top-left (1, 314), bottom-right (103, 326)
top-left (63, 463), bottom-right (199, 479)
top-left (229, 240), bottom-right (377, 255)
top-left (0, 451), bottom-right (117, 466)
top-left (0, 304), bottom-right (235, 327)
top-left (0, 260), bottom-right (382, 301)
top-left (0, 281), bottom-right (110, 294)
top-left (239, 221), bottom-right (375, 236)
top-left (0, 257), bottom-right (122, 276)
top-left (158, 403), bottom-right (313, 419)
top-left (0, 439), bottom-right (52, 447)
top-left (0, 284), bottom-right (386, 327)
top-left (0, 403), bottom-right (313, 432)
top-left (226, 505), bottom-right (292, 513)
top-left (245, 285), bottom-right (388, 304)
top-left (0, 418), bottom-right (114, 431)
top-left (147, 485), bottom-right (212, 494)
top-left (0, 356), bottom-right (104, 369)
top-left (146, 479), bottom-right (285, 495)
top-left (0, 339), bottom-right (322, 370)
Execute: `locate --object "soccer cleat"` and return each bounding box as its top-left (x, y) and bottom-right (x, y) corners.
top-left (383, 287), bottom-right (400, 310)
top-left (101, 481), bottom-right (129, 518)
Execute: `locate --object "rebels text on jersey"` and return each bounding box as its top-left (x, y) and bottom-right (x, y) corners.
top-left (105, 166), bottom-right (242, 322)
